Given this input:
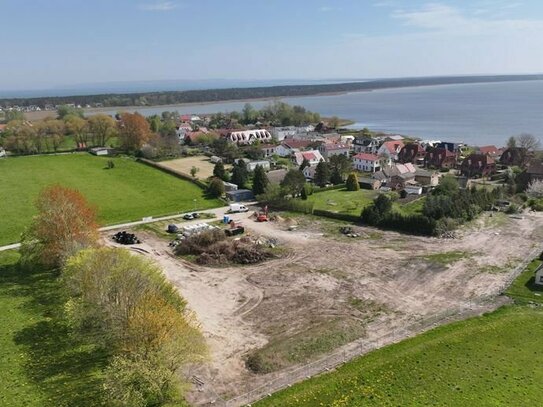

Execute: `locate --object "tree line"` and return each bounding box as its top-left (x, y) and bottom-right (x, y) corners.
top-left (20, 185), bottom-right (206, 406)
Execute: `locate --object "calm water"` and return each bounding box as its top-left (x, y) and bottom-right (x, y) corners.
top-left (97, 80), bottom-right (543, 146)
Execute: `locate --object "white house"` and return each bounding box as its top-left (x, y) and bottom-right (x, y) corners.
top-left (352, 153), bottom-right (381, 173)
top-left (247, 160), bottom-right (271, 171)
top-left (377, 140), bottom-right (405, 161)
top-left (260, 144), bottom-right (277, 158)
top-left (227, 129), bottom-right (272, 145)
top-left (276, 139), bottom-right (312, 157)
top-left (353, 136), bottom-right (381, 154)
top-left (293, 150), bottom-right (324, 167)
top-left (318, 143), bottom-right (351, 160)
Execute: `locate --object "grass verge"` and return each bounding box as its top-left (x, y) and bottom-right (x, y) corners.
top-left (506, 259), bottom-right (543, 303)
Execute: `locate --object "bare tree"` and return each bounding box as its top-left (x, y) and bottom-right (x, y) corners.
top-left (517, 133), bottom-right (541, 151)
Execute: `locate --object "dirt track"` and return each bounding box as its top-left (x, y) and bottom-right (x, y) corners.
top-left (106, 210), bottom-right (543, 405)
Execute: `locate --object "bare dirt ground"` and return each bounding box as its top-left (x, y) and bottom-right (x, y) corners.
top-left (160, 156), bottom-right (231, 179)
top-left (104, 209), bottom-right (543, 406)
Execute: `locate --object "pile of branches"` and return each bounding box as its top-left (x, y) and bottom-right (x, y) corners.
top-left (174, 230), bottom-right (275, 265)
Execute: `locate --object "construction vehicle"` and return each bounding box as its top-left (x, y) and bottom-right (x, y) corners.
top-left (225, 220), bottom-right (244, 236)
top-left (255, 205), bottom-right (269, 222)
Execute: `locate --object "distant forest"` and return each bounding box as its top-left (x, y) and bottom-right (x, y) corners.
top-left (2, 74), bottom-right (543, 108)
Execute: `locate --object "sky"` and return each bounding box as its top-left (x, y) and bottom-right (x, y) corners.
top-left (2, 0), bottom-right (543, 91)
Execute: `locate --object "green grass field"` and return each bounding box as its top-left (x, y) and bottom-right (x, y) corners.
top-left (307, 188), bottom-right (425, 216)
top-left (0, 154), bottom-right (222, 245)
top-left (0, 250), bottom-right (108, 407)
top-left (255, 306), bottom-right (543, 407)
top-left (506, 259), bottom-right (543, 303)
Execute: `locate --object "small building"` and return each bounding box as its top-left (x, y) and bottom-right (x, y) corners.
top-left (535, 264), bottom-right (543, 286)
top-left (377, 140), bottom-right (405, 161)
top-left (499, 147), bottom-right (528, 167)
top-left (478, 145), bottom-right (501, 158)
top-left (398, 143), bottom-right (426, 165)
top-left (276, 139), bottom-right (313, 157)
top-left (225, 129), bottom-right (272, 145)
top-left (259, 144), bottom-right (277, 158)
top-left (293, 150), bottom-right (324, 167)
top-left (247, 160), bottom-right (271, 171)
top-left (425, 147), bottom-right (457, 169)
top-left (353, 136), bottom-right (380, 154)
top-left (352, 153), bottom-right (381, 173)
top-left (226, 189), bottom-right (255, 202)
top-left (415, 168), bottom-right (439, 186)
top-left (404, 184), bottom-right (423, 195)
top-left (89, 147), bottom-right (115, 156)
top-left (358, 177), bottom-right (381, 190)
top-left (318, 142), bottom-right (351, 160)
top-left (223, 182), bottom-right (238, 192)
top-left (460, 153), bottom-right (496, 177)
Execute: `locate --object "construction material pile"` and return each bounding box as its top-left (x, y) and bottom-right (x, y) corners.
top-left (112, 231), bottom-right (141, 245)
top-left (339, 226), bottom-right (360, 238)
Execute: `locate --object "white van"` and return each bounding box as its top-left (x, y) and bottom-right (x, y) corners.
top-left (228, 203), bottom-right (249, 213)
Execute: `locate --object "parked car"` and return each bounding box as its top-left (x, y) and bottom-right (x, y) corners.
top-left (183, 213), bottom-right (194, 220)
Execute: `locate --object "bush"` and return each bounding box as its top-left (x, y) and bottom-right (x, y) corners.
top-left (345, 173), bottom-right (360, 191)
top-left (174, 229), bottom-right (227, 256)
top-left (207, 177), bottom-right (225, 198)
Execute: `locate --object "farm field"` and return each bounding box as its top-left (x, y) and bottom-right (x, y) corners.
top-left (0, 154), bottom-right (222, 245)
top-left (255, 306), bottom-right (543, 407)
top-left (0, 250), bottom-right (108, 407)
top-left (160, 155), bottom-right (231, 179)
top-left (308, 188), bottom-right (425, 216)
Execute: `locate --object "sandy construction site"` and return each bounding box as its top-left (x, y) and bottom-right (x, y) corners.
top-left (106, 209), bottom-right (543, 405)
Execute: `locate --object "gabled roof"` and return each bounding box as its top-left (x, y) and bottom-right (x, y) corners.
top-left (479, 145), bottom-right (499, 155)
top-left (353, 153), bottom-right (380, 162)
top-left (282, 139), bottom-right (312, 149)
top-left (380, 140), bottom-right (405, 154)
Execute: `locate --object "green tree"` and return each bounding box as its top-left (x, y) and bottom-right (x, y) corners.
top-left (346, 172), bottom-right (360, 191)
top-left (207, 177), bottom-right (225, 198)
top-left (4, 110), bottom-right (25, 122)
top-left (213, 161), bottom-right (227, 180)
top-left (231, 160), bottom-right (249, 188)
top-left (252, 164), bottom-right (269, 195)
top-left (314, 161), bottom-right (331, 187)
top-left (57, 104), bottom-right (84, 119)
top-left (434, 175), bottom-right (459, 196)
top-left (299, 157), bottom-right (310, 172)
top-left (329, 154), bottom-right (351, 183)
top-left (280, 169), bottom-right (306, 197)
top-left (506, 136), bottom-right (517, 148)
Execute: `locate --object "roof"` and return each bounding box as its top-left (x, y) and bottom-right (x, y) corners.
top-left (359, 177), bottom-right (379, 184)
top-left (527, 160), bottom-right (543, 176)
top-left (282, 139), bottom-right (312, 149)
top-left (380, 140), bottom-right (405, 154)
top-left (479, 145), bottom-right (499, 155)
top-left (353, 153), bottom-right (380, 162)
top-left (259, 144), bottom-right (277, 149)
top-left (323, 143), bottom-right (350, 151)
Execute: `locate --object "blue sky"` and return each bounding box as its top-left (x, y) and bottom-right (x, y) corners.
top-left (2, 0), bottom-right (543, 91)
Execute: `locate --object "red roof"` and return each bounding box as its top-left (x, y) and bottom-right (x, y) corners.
top-left (354, 153), bottom-right (379, 162)
top-left (302, 152), bottom-right (317, 161)
top-left (283, 139), bottom-right (312, 149)
top-left (381, 140), bottom-right (405, 154)
top-left (479, 145), bottom-right (499, 155)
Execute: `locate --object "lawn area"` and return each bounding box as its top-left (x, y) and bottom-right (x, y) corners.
top-left (0, 250), bottom-right (108, 407)
top-left (506, 259), bottom-right (543, 303)
top-left (0, 154), bottom-right (223, 245)
top-left (255, 306), bottom-right (543, 407)
top-left (308, 188), bottom-right (379, 215)
top-left (307, 188), bottom-right (425, 217)
top-left (160, 155), bottom-right (231, 179)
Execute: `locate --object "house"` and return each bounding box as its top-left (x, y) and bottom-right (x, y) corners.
top-left (293, 150), bottom-right (324, 167)
top-left (318, 143), bottom-right (351, 160)
top-left (535, 264), bottom-right (543, 286)
top-left (404, 183), bottom-right (423, 195)
top-left (415, 168), bottom-right (439, 186)
top-left (271, 126), bottom-right (297, 141)
top-left (225, 129), bottom-right (272, 145)
top-left (478, 145), bottom-right (500, 158)
top-left (377, 140), bottom-right (405, 161)
top-left (352, 153), bottom-right (381, 173)
top-left (398, 143), bottom-right (426, 165)
top-left (385, 163), bottom-right (417, 189)
top-left (226, 189), bottom-right (255, 202)
top-left (259, 144), bottom-right (277, 158)
top-left (525, 159), bottom-right (543, 182)
top-left (358, 177), bottom-right (381, 190)
top-left (499, 147), bottom-right (528, 167)
top-left (353, 136), bottom-right (380, 154)
top-left (247, 160), bottom-right (271, 171)
top-left (425, 147), bottom-right (457, 169)
top-left (460, 154), bottom-right (496, 177)
top-left (276, 139), bottom-right (313, 157)
top-left (436, 141), bottom-right (462, 153)
top-left (303, 165), bottom-right (316, 180)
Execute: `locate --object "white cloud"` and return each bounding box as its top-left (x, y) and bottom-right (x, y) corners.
top-left (319, 6), bottom-right (338, 12)
top-left (138, 1), bottom-right (178, 11)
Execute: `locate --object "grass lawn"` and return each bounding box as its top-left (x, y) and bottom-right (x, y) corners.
top-left (506, 259), bottom-right (543, 303)
top-left (0, 250), bottom-right (108, 407)
top-left (0, 154), bottom-right (223, 245)
top-left (255, 306), bottom-right (543, 407)
top-left (160, 155), bottom-right (231, 179)
top-left (307, 188), bottom-right (425, 217)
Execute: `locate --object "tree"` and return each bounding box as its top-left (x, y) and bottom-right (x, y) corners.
top-left (3, 110), bottom-right (25, 122)
top-left (64, 114), bottom-right (88, 146)
top-left (329, 154), bottom-right (351, 183)
top-left (527, 179), bottom-right (543, 198)
top-left (346, 172), bottom-right (360, 191)
top-left (314, 161), bottom-right (331, 187)
top-left (207, 177), bottom-right (225, 198)
top-left (57, 104), bottom-right (84, 119)
top-left (517, 133), bottom-right (540, 152)
top-left (20, 185), bottom-right (99, 267)
top-left (328, 116), bottom-right (340, 129)
top-left (506, 136), bottom-right (517, 148)
top-left (118, 112), bottom-right (151, 151)
top-left (190, 166), bottom-right (199, 178)
top-left (280, 169), bottom-right (306, 196)
top-left (242, 103), bottom-right (257, 124)
top-left (252, 164), bottom-right (269, 195)
top-left (87, 114), bottom-right (117, 146)
top-left (231, 160), bottom-right (248, 188)
top-left (213, 161), bottom-right (227, 180)
top-left (299, 157), bottom-right (310, 172)
top-left (433, 175), bottom-right (459, 196)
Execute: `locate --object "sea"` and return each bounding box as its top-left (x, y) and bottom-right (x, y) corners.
top-left (95, 80), bottom-right (543, 147)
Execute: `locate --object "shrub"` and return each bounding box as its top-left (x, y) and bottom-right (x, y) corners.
top-left (345, 173), bottom-right (360, 191)
top-left (207, 177), bottom-right (225, 198)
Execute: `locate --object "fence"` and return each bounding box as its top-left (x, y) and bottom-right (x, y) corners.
top-left (203, 243), bottom-right (543, 407)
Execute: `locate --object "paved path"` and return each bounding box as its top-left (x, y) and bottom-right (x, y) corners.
top-left (0, 203), bottom-right (259, 253)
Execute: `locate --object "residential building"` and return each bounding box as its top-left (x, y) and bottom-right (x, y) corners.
top-left (414, 168), bottom-right (440, 186)
top-left (460, 154), bottom-right (496, 177)
top-left (247, 160), bottom-right (271, 171)
top-left (226, 189), bottom-right (255, 202)
top-left (259, 144), bottom-right (277, 158)
top-left (425, 147), bottom-right (457, 169)
top-left (353, 136), bottom-right (380, 154)
top-left (398, 143), bottom-right (426, 165)
top-left (436, 141), bottom-right (463, 153)
top-left (358, 177), bottom-right (381, 190)
top-left (478, 145), bottom-right (501, 158)
top-left (352, 153), bottom-right (381, 173)
top-left (293, 150), bottom-right (324, 167)
top-left (318, 142), bottom-right (351, 160)
top-left (377, 140), bottom-right (405, 161)
top-left (276, 139), bottom-right (313, 157)
top-left (225, 129), bottom-right (272, 145)
top-left (499, 147), bottom-right (528, 167)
